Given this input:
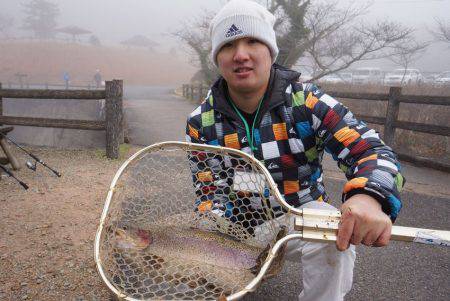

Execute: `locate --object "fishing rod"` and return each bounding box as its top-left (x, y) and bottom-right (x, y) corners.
top-left (0, 164), bottom-right (29, 190)
top-left (0, 132), bottom-right (61, 177)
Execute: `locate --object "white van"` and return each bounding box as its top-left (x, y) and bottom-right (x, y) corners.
top-left (384, 69), bottom-right (424, 86)
top-left (352, 68), bottom-right (384, 85)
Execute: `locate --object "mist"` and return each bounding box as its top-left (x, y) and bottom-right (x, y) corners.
top-left (1, 0), bottom-right (449, 86)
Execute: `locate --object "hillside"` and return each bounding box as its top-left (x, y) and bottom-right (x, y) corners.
top-left (0, 41), bottom-right (196, 86)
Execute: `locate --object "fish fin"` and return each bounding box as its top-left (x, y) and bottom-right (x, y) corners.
top-left (262, 226), bottom-right (289, 280)
top-left (251, 243), bottom-right (270, 275)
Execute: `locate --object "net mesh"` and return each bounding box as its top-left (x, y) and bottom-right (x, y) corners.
top-left (97, 144), bottom-right (289, 300)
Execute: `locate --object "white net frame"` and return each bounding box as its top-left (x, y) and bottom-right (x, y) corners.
top-left (94, 141), bottom-right (304, 301)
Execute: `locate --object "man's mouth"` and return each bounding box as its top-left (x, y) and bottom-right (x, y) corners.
top-left (234, 67), bottom-right (253, 74)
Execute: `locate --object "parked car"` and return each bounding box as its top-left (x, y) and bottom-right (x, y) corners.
top-left (422, 72), bottom-right (440, 85)
top-left (320, 73), bottom-right (344, 84)
top-left (340, 72), bottom-right (353, 84)
top-left (435, 71), bottom-right (450, 86)
top-left (352, 68), bottom-right (384, 85)
top-left (320, 72), bottom-right (353, 84)
top-left (384, 69), bottom-right (424, 86)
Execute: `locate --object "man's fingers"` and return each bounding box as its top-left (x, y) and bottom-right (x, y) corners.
top-left (349, 220), bottom-right (365, 246)
top-left (362, 230), bottom-right (379, 246)
top-left (336, 209), bottom-right (355, 251)
top-left (373, 223), bottom-right (392, 247)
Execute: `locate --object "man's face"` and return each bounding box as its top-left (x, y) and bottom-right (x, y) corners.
top-left (216, 37), bottom-right (272, 94)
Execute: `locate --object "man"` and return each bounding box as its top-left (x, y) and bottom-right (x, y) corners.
top-left (94, 69), bottom-right (102, 88)
top-left (186, 1), bottom-right (404, 300)
top-left (63, 71), bottom-right (70, 90)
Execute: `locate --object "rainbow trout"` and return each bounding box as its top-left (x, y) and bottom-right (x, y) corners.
top-left (110, 224), bottom-right (288, 300)
top-left (113, 225), bottom-right (263, 270)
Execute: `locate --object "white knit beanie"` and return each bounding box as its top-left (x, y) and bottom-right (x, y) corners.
top-left (210, 0), bottom-right (279, 66)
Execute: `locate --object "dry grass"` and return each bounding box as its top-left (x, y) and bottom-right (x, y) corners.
top-left (0, 41), bottom-right (196, 86)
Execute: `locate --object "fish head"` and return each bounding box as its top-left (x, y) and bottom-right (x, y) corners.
top-left (113, 226), bottom-right (152, 250)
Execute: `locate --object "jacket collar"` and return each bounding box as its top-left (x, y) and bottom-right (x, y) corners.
top-left (211, 65), bottom-right (301, 122)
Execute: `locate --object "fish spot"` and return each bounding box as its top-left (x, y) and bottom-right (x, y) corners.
top-left (188, 280), bottom-right (197, 288)
top-left (198, 277), bottom-right (207, 285)
top-left (205, 283), bottom-right (216, 291)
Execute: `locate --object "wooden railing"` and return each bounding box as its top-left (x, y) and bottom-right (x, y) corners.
top-left (182, 84), bottom-right (450, 172)
top-left (327, 87), bottom-right (450, 172)
top-left (5, 81), bottom-right (101, 90)
top-left (182, 84), bottom-right (208, 102)
top-left (0, 80), bottom-right (123, 159)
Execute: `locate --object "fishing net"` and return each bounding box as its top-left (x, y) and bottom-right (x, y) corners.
top-left (95, 142), bottom-right (292, 300)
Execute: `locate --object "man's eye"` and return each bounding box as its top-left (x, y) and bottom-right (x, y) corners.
top-left (248, 39), bottom-right (260, 44)
top-left (223, 42), bottom-right (233, 48)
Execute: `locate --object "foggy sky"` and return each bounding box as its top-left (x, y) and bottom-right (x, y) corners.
top-left (1, 0), bottom-right (449, 72)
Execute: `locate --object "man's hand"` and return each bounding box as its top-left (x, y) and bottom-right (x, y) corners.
top-left (336, 194), bottom-right (392, 251)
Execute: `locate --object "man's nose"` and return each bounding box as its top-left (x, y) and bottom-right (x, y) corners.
top-left (233, 43), bottom-right (250, 62)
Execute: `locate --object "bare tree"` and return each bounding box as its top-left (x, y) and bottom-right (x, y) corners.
top-left (268, 0), bottom-right (311, 68)
top-left (0, 13), bottom-right (14, 38)
top-left (388, 39), bottom-right (428, 84)
top-left (175, 0), bottom-right (423, 84)
top-left (431, 18), bottom-right (450, 43)
top-left (22, 0), bottom-right (59, 39)
top-left (173, 12), bottom-right (218, 85)
top-left (273, 1), bottom-right (421, 81)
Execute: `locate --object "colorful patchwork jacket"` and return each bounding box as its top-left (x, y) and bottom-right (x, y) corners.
top-left (186, 65), bottom-right (404, 222)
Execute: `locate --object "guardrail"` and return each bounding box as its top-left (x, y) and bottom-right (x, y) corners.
top-left (182, 84), bottom-right (450, 172)
top-left (0, 80), bottom-right (123, 159)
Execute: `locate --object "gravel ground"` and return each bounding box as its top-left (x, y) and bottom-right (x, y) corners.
top-left (0, 146), bottom-right (129, 301)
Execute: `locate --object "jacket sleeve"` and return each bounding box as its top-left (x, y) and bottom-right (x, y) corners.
top-left (300, 83), bottom-right (405, 222)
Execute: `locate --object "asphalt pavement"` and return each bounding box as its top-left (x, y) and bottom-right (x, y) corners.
top-left (124, 85), bottom-right (450, 300)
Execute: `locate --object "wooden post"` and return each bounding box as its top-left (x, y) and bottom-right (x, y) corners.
top-left (189, 85), bottom-right (194, 100)
top-left (0, 83), bottom-right (2, 125)
top-left (197, 84), bottom-right (203, 102)
top-left (105, 80), bottom-right (123, 159)
top-left (0, 127), bottom-right (21, 170)
top-left (0, 137), bottom-right (21, 170)
top-left (199, 84), bottom-right (205, 102)
top-left (384, 87), bottom-right (401, 147)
